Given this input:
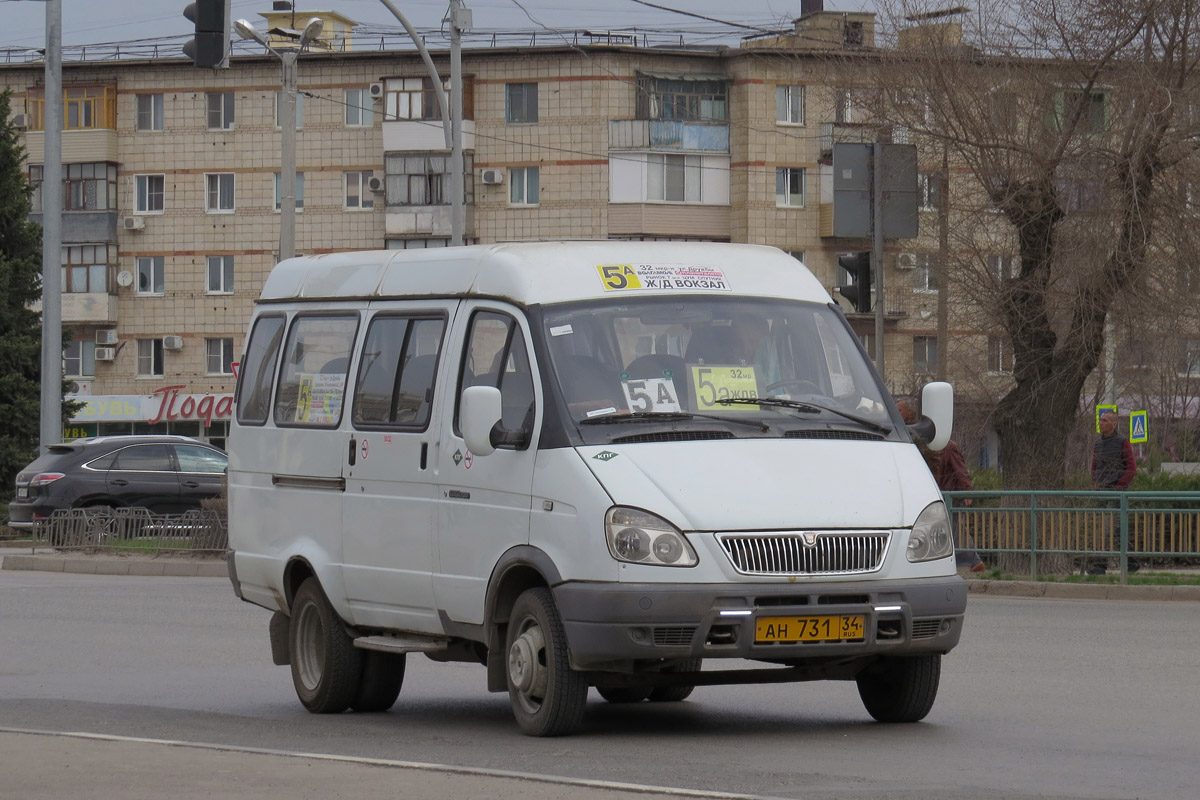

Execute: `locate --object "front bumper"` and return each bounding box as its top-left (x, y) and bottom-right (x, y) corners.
top-left (554, 576), bottom-right (967, 670)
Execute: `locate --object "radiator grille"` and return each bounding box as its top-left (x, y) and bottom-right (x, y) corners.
top-left (717, 531), bottom-right (890, 576)
top-left (911, 619), bottom-right (944, 640)
top-left (652, 626), bottom-right (697, 646)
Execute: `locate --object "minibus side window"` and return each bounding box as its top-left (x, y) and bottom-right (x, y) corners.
top-left (236, 315), bottom-right (285, 426)
top-left (458, 311), bottom-right (535, 448)
top-left (274, 315), bottom-right (358, 427)
top-left (352, 315), bottom-right (445, 429)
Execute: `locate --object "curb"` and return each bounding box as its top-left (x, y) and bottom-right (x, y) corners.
top-left (966, 578), bottom-right (1200, 602)
top-left (1, 553), bottom-right (227, 578)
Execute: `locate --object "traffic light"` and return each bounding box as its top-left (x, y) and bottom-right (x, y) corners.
top-left (836, 252), bottom-right (872, 313)
top-left (183, 0), bottom-right (231, 68)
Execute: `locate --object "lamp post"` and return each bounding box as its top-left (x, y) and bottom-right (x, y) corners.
top-left (235, 17), bottom-right (323, 262)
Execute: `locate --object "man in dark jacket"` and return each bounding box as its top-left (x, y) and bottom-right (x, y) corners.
top-left (1088, 411), bottom-right (1137, 574)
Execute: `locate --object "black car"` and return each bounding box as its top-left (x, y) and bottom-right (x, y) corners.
top-left (7, 435), bottom-right (228, 530)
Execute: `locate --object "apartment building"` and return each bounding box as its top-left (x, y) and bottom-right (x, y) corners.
top-left (2, 7), bottom-right (982, 450)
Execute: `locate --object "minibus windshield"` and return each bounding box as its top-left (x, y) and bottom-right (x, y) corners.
top-left (540, 296), bottom-right (892, 438)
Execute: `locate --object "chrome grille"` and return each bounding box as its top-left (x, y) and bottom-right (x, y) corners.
top-left (717, 531), bottom-right (890, 576)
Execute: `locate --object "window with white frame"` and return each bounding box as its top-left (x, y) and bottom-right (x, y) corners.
top-left (988, 253), bottom-right (1019, 281)
top-left (206, 338), bottom-right (235, 375)
top-left (136, 93), bottom-right (163, 131)
top-left (505, 82), bottom-right (538, 124)
top-left (835, 88), bottom-right (855, 123)
top-left (274, 91), bottom-right (304, 128)
top-left (987, 335), bottom-right (1013, 374)
top-left (858, 332), bottom-right (877, 362)
top-left (134, 174), bottom-right (165, 213)
top-left (344, 171), bottom-right (375, 210)
top-left (384, 77), bottom-right (454, 120)
top-left (913, 335), bottom-right (938, 374)
top-left (636, 75), bottom-right (727, 121)
top-left (138, 338), bottom-right (164, 377)
top-left (509, 166), bottom-right (540, 205)
top-left (776, 85), bottom-right (805, 125)
top-left (386, 238), bottom-right (451, 249)
top-left (786, 250), bottom-right (806, 264)
top-left (345, 88), bottom-right (374, 126)
top-left (206, 92), bottom-right (235, 130)
top-left (205, 173), bottom-right (235, 213)
top-left (918, 171), bottom-right (942, 211)
top-left (776, 167), bottom-right (806, 207)
top-left (384, 153), bottom-right (476, 206)
top-left (274, 172), bottom-right (305, 211)
top-left (648, 154), bottom-right (701, 203)
top-left (64, 340), bottom-right (96, 378)
top-left (136, 256), bottom-right (164, 295)
top-left (912, 253), bottom-right (939, 293)
top-left (206, 255), bottom-right (233, 294)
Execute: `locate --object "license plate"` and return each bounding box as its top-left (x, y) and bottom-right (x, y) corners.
top-left (755, 614), bottom-right (865, 643)
top-left (16, 488), bottom-right (28, 499)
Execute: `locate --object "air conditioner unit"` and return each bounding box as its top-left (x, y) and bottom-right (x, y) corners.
top-left (68, 381), bottom-right (91, 396)
top-left (369, 82), bottom-right (384, 99)
top-left (897, 252), bottom-right (918, 270)
top-left (94, 347), bottom-right (116, 362)
top-left (95, 329), bottom-right (118, 345)
top-left (11, 113), bottom-right (29, 130)
top-left (480, 168), bottom-right (504, 185)
top-left (162, 335), bottom-right (185, 351)
top-left (366, 176), bottom-right (385, 193)
top-left (122, 216), bottom-right (145, 231)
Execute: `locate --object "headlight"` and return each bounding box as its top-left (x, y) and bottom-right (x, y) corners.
top-left (906, 502), bottom-right (955, 563)
top-left (605, 507), bottom-right (697, 567)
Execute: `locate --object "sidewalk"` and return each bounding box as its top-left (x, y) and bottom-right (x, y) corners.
top-left (3, 546), bottom-right (1198, 600)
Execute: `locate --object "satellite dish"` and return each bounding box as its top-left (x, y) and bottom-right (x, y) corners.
top-left (116, 270), bottom-right (134, 287)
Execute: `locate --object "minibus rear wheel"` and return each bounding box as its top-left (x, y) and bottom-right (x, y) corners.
top-left (352, 651), bottom-right (406, 712)
top-left (648, 658), bottom-right (702, 702)
top-left (505, 588), bottom-right (587, 736)
top-left (597, 686), bottom-right (652, 703)
top-left (856, 654), bottom-right (941, 723)
top-left (290, 577), bottom-right (363, 714)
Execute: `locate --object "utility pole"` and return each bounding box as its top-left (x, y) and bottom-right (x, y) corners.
top-left (936, 144), bottom-right (949, 380)
top-left (40, 0), bottom-right (63, 451)
top-left (872, 142), bottom-right (885, 377)
top-left (448, 0), bottom-right (468, 246)
top-left (279, 49), bottom-right (299, 261)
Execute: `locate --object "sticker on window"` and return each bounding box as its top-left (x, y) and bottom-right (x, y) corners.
top-left (295, 373), bottom-right (347, 424)
top-left (596, 263), bottom-right (731, 292)
top-left (690, 365), bottom-right (758, 410)
top-left (621, 377), bottom-right (681, 413)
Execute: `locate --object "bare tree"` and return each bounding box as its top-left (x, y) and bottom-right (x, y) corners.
top-left (859, 0), bottom-right (1200, 487)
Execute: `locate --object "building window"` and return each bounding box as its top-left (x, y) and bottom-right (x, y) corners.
top-left (776, 85), bottom-right (805, 125)
top-left (988, 336), bottom-right (1013, 374)
top-left (913, 335), bottom-right (938, 374)
top-left (274, 172), bottom-right (305, 211)
top-left (136, 256), bottom-right (165, 295)
top-left (1060, 90), bottom-right (1107, 134)
top-left (776, 167), bottom-right (806, 207)
top-left (65, 340), bottom-right (96, 378)
top-left (988, 254), bottom-right (1019, 281)
top-left (918, 171), bottom-right (942, 211)
top-left (136, 93), bottom-right (164, 131)
top-left (636, 75), bottom-right (727, 121)
top-left (345, 171), bottom-right (375, 210)
top-left (206, 338), bottom-right (235, 375)
top-left (858, 332), bottom-right (876, 362)
top-left (647, 154), bottom-right (701, 203)
top-left (345, 88), bottom-right (374, 126)
top-left (386, 238), bottom-right (451, 249)
top-left (786, 250), bottom-right (806, 264)
top-left (61, 244), bottom-right (116, 293)
top-left (274, 91), bottom-right (304, 128)
top-left (206, 173), bottom-right (235, 213)
top-left (1178, 339), bottom-right (1200, 376)
top-left (912, 253), bottom-right (939, 293)
top-left (506, 82), bottom-right (538, 124)
top-left (384, 77), bottom-right (450, 121)
top-left (134, 174), bottom-right (165, 213)
top-left (509, 166), bottom-right (540, 206)
top-left (206, 255), bottom-right (234, 294)
top-left (138, 338), bottom-right (164, 377)
top-left (62, 162), bottom-right (118, 211)
top-left (206, 92), bottom-right (235, 130)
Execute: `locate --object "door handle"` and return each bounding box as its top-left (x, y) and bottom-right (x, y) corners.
top-left (348, 437), bottom-right (357, 466)
top-left (111, 479), bottom-right (128, 486)
top-left (182, 481), bottom-right (200, 488)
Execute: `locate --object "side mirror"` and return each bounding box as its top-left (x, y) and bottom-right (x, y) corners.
top-left (461, 385), bottom-right (502, 456)
top-left (918, 381), bottom-right (954, 451)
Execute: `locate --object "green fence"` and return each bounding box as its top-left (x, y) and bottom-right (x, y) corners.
top-left (943, 490), bottom-right (1200, 583)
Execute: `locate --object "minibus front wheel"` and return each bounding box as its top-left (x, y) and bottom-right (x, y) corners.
top-left (505, 587), bottom-right (587, 736)
top-left (856, 654), bottom-right (941, 723)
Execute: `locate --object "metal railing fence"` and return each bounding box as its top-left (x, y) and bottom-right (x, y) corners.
top-left (32, 508), bottom-right (227, 554)
top-left (943, 490), bottom-right (1200, 583)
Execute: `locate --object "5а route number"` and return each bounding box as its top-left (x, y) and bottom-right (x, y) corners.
top-left (597, 264), bottom-right (643, 291)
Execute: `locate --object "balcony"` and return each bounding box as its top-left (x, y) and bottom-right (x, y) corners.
top-left (610, 120), bottom-right (729, 152)
top-left (62, 292), bottom-right (117, 325)
top-left (382, 119), bottom-right (475, 153)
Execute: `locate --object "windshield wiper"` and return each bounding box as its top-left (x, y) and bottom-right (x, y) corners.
top-left (715, 397), bottom-right (891, 434)
top-left (579, 410), bottom-right (767, 431)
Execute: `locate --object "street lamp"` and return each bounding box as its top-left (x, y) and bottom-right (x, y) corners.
top-left (235, 17), bottom-right (323, 262)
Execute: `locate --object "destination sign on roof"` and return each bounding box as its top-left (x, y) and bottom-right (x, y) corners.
top-left (596, 263), bottom-right (732, 292)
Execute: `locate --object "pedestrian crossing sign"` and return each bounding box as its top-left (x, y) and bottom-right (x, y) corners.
top-left (1130, 410), bottom-right (1148, 444)
top-left (1095, 404), bottom-right (1117, 433)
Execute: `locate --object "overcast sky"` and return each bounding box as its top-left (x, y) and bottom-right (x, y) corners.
top-left (1, 0), bottom-right (872, 51)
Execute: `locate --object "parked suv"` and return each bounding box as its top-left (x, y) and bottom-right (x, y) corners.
top-left (7, 435), bottom-right (227, 530)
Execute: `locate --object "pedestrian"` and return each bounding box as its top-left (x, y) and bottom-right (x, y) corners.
top-left (1088, 411), bottom-right (1137, 575)
top-left (897, 399), bottom-right (986, 572)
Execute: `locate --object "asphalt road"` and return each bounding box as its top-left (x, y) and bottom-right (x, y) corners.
top-left (0, 570), bottom-right (1196, 800)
